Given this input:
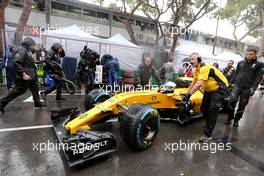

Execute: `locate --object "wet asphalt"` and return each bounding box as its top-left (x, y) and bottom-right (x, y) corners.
top-left (0, 86), bottom-right (263, 176)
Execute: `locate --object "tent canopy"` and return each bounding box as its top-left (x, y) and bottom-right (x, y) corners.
top-left (175, 40), bottom-right (216, 59)
top-left (43, 27), bottom-right (144, 69)
top-left (102, 34), bottom-right (143, 69)
top-left (215, 52), bottom-right (244, 63)
top-left (43, 24), bottom-right (100, 42)
top-left (105, 34), bottom-right (141, 48)
top-left (173, 40), bottom-right (244, 70)
top-left (43, 25), bottom-right (101, 58)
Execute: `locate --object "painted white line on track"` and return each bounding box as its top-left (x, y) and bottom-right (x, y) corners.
top-left (0, 119), bottom-right (118, 133)
top-left (23, 96), bottom-right (45, 102)
top-left (23, 93), bottom-right (83, 102)
top-left (0, 125), bottom-right (53, 133)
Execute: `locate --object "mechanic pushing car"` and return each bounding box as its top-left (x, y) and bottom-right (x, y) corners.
top-left (184, 52), bottom-right (228, 143)
top-left (0, 37), bottom-right (46, 113)
top-left (225, 47), bottom-right (264, 127)
top-left (40, 43), bottom-right (66, 101)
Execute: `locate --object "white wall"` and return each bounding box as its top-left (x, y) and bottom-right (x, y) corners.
top-left (5, 7), bottom-right (133, 39)
top-left (5, 7), bottom-right (46, 27)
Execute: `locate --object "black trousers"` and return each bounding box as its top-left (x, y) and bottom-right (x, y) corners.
top-left (227, 86), bottom-right (251, 121)
top-left (85, 71), bottom-right (94, 94)
top-left (200, 91), bottom-right (223, 137)
top-left (44, 78), bottom-right (62, 99)
top-left (1, 78), bottom-right (41, 107)
top-left (5, 67), bottom-right (15, 89)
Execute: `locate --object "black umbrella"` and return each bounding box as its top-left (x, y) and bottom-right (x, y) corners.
top-left (181, 57), bottom-right (190, 62)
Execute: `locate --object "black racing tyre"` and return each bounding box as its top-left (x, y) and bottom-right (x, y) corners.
top-left (84, 89), bottom-right (110, 111)
top-left (119, 104), bottom-right (160, 150)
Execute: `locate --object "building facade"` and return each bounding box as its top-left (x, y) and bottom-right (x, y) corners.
top-left (5, 0), bottom-right (244, 52)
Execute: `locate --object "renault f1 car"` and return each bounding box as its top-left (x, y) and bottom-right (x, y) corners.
top-left (51, 78), bottom-right (203, 167)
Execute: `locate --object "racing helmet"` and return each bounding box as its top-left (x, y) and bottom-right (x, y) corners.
top-left (164, 81), bottom-right (176, 92)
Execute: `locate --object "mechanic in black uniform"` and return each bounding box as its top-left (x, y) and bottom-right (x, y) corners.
top-left (0, 37), bottom-right (46, 113)
top-left (225, 47), bottom-right (264, 127)
top-left (138, 56), bottom-right (160, 87)
top-left (40, 43), bottom-right (65, 101)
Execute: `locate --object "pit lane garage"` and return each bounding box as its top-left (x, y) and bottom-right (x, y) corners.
top-left (0, 85), bottom-right (263, 176)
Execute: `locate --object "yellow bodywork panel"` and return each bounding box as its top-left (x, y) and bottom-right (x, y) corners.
top-left (65, 88), bottom-right (204, 134)
top-left (190, 90), bottom-right (203, 112)
top-left (179, 77), bottom-right (193, 82)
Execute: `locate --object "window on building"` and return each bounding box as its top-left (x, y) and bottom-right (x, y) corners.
top-left (211, 38), bottom-right (215, 44)
top-left (220, 39), bottom-right (223, 44)
top-left (9, 0), bottom-right (23, 8)
top-left (32, 0), bottom-right (45, 11)
top-left (146, 23), bottom-right (155, 30)
top-left (184, 31), bottom-right (190, 40)
top-left (97, 12), bottom-right (109, 20)
top-left (136, 20), bottom-right (145, 31)
top-left (51, 2), bottom-right (67, 11)
top-left (191, 35), bottom-right (198, 42)
top-left (51, 1), bottom-right (67, 11)
top-left (83, 8), bottom-right (96, 17)
top-left (224, 41), bottom-right (232, 49)
top-left (113, 15), bottom-right (123, 22)
top-left (68, 5), bottom-right (81, 15)
top-left (205, 37), bottom-right (211, 45)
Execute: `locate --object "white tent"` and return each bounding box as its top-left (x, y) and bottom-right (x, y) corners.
top-left (43, 29), bottom-right (144, 69)
top-left (102, 34), bottom-right (144, 69)
top-left (44, 24), bottom-right (100, 40)
top-left (174, 40), bottom-right (218, 71)
top-left (174, 39), bottom-right (243, 70)
top-left (215, 52), bottom-right (244, 65)
top-left (105, 34), bottom-right (140, 48)
top-left (43, 24), bottom-right (101, 58)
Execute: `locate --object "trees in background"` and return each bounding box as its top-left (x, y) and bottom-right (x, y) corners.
top-left (168, 0), bottom-right (215, 56)
top-left (141, 0), bottom-right (170, 49)
top-left (104, 0), bottom-right (215, 57)
top-left (0, 0), bottom-right (9, 57)
top-left (219, 0), bottom-right (264, 55)
top-left (120, 0), bottom-right (144, 45)
top-left (14, 0), bottom-right (33, 45)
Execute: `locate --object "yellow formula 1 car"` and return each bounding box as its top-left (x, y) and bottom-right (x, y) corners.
top-left (51, 78), bottom-right (203, 167)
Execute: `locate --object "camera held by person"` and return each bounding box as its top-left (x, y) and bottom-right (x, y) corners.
top-left (77, 46), bottom-right (100, 94)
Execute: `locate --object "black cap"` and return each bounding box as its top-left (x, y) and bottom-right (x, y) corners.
top-left (21, 37), bottom-right (36, 47)
top-left (51, 43), bottom-right (63, 51)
